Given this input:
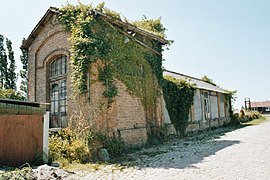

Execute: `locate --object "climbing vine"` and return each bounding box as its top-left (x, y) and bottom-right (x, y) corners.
top-left (58, 3), bottom-right (166, 111)
top-left (163, 76), bottom-right (196, 136)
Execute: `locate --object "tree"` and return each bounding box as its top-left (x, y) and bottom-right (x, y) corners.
top-left (6, 38), bottom-right (16, 90)
top-left (0, 89), bottom-right (25, 100)
top-left (0, 34), bottom-right (8, 89)
top-left (20, 38), bottom-right (28, 98)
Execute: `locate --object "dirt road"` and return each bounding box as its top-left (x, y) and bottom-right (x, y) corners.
top-left (70, 116), bottom-right (270, 180)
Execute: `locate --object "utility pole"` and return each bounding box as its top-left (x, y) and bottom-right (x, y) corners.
top-left (244, 98), bottom-right (251, 110)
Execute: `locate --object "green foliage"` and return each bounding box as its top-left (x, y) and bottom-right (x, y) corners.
top-left (98, 65), bottom-right (117, 104)
top-left (225, 90), bottom-right (237, 117)
top-left (48, 129), bottom-right (125, 164)
top-left (58, 3), bottom-right (165, 107)
top-left (163, 76), bottom-right (196, 136)
top-left (88, 131), bottom-right (125, 159)
top-left (225, 90), bottom-right (237, 104)
top-left (133, 15), bottom-right (167, 38)
top-left (49, 129), bottom-right (90, 164)
top-left (0, 34), bottom-right (8, 89)
top-left (0, 89), bottom-right (25, 100)
top-left (6, 38), bottom-right (16, 90)
top-left (201, 75), bottom-right (216, 86)
top-left (20, 38), bottom-right (28, 98)
top-left (59, 3), bottom-right (167, 143)
top-left (0, 167), bottom-right (33, 180)
top-left (147, 123), bottom-right (166, 145)
top-left (231, 110), bottom-right (264, 125)
top-left (31, 151), bottom-right (44, 166)
top-left (58, 3), bottom-right (111, 93)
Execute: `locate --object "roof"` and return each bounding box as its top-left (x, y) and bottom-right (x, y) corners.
top-left (0, 98), bottom-right (41, 107)
top-left (163, 70), bottom-right (228, 94)
top-left (22, 7), bottom-right (168, 49)
top-left (251, 101), bottom-right (270, 108)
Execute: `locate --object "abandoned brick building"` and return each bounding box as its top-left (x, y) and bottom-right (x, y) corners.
top-left (22, 7), bottom-right (169, 145)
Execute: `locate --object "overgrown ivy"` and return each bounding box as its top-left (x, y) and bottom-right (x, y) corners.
top-left (58, 3), bottom-right (166, 112)
top-left (163, 76), bottom-right (196, 136)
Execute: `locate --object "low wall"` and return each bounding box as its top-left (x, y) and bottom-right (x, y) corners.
top-left (185, 117), bottom-right (231, 133)
top-left (119, 127), bottom-right (148, 146)
top-left (0, 115), bottom-right (43, 166)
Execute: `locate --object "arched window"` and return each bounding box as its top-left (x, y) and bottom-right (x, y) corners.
top-left (50, 55), bottom-right (67, 77)
top-left (49, 55), bottom-right (67, 128)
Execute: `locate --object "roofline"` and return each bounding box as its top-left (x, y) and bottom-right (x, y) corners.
top-left (164, 69), bottom-right (208, 84)
top-left (22, 7), bottom-right (169, 49)
top-left (22, 7), bottom-right (58, 49)
top-left (91, 9), bottom-right (169, 45)
top-left (0, 98), bottom-right (42, 107)
top-left (163, 69), bottom-right (229, 94)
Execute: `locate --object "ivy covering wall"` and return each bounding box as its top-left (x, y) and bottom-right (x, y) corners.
top-left (58, 3), bottom-right (165, 109)
top-left (163, 76), bottom-right (196, 136)
top-left (58, 3), bottom-right (198, 138)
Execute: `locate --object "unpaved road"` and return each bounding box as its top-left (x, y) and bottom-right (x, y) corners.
top-left (70, 116), bottom-right (270, 180)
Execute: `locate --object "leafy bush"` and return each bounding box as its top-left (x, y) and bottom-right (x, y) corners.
top-left (0, 89), bottom-right (25, 100)
top-left (247, 111), bottom-right (263, 121)
top-left (49, 129), bottom-right (125, 164)
top-left (49, 129), bottom-right (90, 164)
top-left (0, 167), bottom-right (33, 180)
top-left (231, 110), bottom-right (264, 125)
top-left (147, 123), bottom-right (166, 145)
top-left (88, 131), bottom-right (125, 159)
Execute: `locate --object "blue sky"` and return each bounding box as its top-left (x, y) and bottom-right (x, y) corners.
top-left (1, 0), bottom-right (270, 108)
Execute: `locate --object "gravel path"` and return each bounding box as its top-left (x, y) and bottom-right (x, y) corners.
top-left (70, 116), bottom-right (270, 180)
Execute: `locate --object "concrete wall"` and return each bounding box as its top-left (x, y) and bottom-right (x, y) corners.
top-left (210, 93), bottom-right (219, 119)
top-left (193, 90), bottom-right (203, 121)
top-left (219, 94), bottom-right (226, 118)
top-left (185, 90), bottom-right (231, 133)
top-left (0, 115), bottom-right (43, 167)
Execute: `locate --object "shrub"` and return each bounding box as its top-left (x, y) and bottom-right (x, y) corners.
top-left (49, 129), bottom-right (125, 164)
top-left (230, 113), bottom-right (240, 125)
top-left (0, 89), bottom-right (25, 100)
top-left (248, 111), bottom-right (263, 121)
top-left (49, 129), bottom-right (90, 164)
top-left (147, 123), bottom-right (166, 145)
top-left (0, 167), bottom-right (33, 180)
top-left (88, 131), bottom-right (125, 159)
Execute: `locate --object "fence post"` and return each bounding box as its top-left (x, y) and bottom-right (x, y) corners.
top-left (43, 111), bottom-right (50, 163)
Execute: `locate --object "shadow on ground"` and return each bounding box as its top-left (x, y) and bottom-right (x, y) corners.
top-left (113, 124), bottom-right (253, 170)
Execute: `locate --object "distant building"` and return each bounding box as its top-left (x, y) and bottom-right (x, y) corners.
top-left (250, 101), bottom-right (270, 113)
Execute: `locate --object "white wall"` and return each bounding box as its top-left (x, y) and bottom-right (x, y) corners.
top-left (210, 94), bottom-right (219, 119)
top-left (193, 89), bottom-right (203, 121)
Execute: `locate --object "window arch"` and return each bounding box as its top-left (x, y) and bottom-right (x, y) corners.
top-left (50, 55), bottom-right (67, 77)
top-left (49, 55), bottom-right (68, 128)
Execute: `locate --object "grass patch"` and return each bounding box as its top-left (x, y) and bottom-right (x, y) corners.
top-left (62, 163), bottom-right (105, 172)
top-left (241, 116), bottom-right (267, 126)
top-left (0, 167), bottom-right (33, 180)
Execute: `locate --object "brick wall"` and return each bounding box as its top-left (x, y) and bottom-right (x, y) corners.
top-left (28, 14), bottom-right (70, 103)
top-left (28, 14), bottom-right (164, 145)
